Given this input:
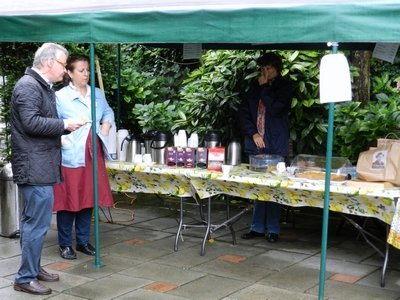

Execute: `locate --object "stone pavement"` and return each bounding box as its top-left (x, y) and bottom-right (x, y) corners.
top-left (0, 193), bottom-right (399, 299)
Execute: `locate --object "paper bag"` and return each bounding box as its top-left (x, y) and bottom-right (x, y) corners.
top-left (356, 142), bottom-right (400, 185)
top-left (377, 138), bottom-right (400, 148)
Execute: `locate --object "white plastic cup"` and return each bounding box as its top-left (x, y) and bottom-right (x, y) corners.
top-left (276, 162), bottom-right (286, 173)
top-left (189, 132), bottom-right (199, 148)
top-left (143, 153), bottom-right (152, 164)
top-left (133, 154), bottom-right (143, 164)
top-left (222, 164), bottom-right (232, 177)
top-left (178, 130), bottom-right (187, 147)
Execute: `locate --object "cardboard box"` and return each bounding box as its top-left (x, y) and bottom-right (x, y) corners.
top-left (196, 147), bottom-right (207, 169)
top-left (184, 147), bottom-right (195, 168)
top-left (166, 146), bottom-right (177, 167)
top-left (176, 147), bottom-right (185, 167)
top-left (207, 147), bottom-right (225, 171)
top-left (345, 180), bottom-right (395, 189)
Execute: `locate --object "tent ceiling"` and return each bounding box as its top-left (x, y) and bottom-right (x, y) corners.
top-left (0, 1), bottom-right (399, 50)
top-left (142, 42), bottom-right (377, 51)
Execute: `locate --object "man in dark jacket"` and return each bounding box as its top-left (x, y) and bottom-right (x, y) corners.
top-left (239, 52), bottom-right (293, 243)
top-left (11, 43), bottom-right (84, 295)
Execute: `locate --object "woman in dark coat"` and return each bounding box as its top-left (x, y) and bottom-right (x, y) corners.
top-left (239, 52), bottom-right (293, 243)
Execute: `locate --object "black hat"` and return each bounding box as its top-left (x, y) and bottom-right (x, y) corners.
top-left (256, 53), bottom-right (283, 72)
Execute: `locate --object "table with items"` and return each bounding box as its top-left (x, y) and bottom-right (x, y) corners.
top-left (106, 162), bottom-right (400, 285)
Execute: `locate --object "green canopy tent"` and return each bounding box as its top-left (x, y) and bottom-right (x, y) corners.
top-left (1, 1), bottom-right (399, 299)
top-left (0, 0), bottom-right (399, 44)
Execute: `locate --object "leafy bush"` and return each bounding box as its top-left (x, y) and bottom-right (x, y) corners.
top-left (0, 43), bottom-right (41, 163)
top-left (334, 75), bottom-right (400, 163)
top-left (132, 100), bottom-right (181, 132)
top-left (176, 50), bottom-right (258, 143)
top-left (112, 45), bottom-right (192, 133)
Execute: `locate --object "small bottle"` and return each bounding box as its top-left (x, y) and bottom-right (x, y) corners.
top-left (140, 143), bottom-right (146, 155)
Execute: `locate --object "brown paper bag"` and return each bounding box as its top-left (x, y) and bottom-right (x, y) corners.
top-left (377, 133), bottom-right (400, 148)
top-left (356, 142), bottom-right (400, 185)
top-left (377, 138), bottom-right (400, 148)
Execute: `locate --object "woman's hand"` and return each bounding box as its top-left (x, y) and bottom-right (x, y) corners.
top-left (100, 122), bottom-right (111, 136)
top-left (252, 133), bottom-right (265, 149)
top-left (258, 66), bottom-right (269, 85)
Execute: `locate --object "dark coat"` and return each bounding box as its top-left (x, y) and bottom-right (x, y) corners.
top-left (11, 68), bottom-right (66, 185)
top-left (239, 76), bottom-right (293, 159)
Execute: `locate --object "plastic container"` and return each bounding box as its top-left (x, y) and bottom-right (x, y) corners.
top-left (249, 154), bottom-right (284, 172)
top-left (288, 154), bottom-right (352, 178)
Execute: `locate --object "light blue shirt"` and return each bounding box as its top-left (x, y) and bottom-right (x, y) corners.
top-left (56, 84), bottom-right (115, 168)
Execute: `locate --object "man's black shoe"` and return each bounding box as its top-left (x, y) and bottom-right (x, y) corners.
top-left (59, 246), bottom-right (77, 260)
top-left (241, 230), bottom-right (265, 239)
top-left (76, 243), bottom-right (96, 256)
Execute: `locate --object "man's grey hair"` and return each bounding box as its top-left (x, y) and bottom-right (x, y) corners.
top-left (32, 43), bottom-right (68, 69)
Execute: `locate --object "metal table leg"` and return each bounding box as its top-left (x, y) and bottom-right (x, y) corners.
top-left (174, 196), bottom-right (184, 251)
top-left (226, 196), bottom-right (236, 245)
top-left (381, 225), bottom-right (390, 287)
top-left (201, 197), bottom-right (212, 256)
top-left (340, 214), bottom-right (390, 287)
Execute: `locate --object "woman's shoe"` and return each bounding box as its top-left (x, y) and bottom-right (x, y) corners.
top-left (59, 246), bottom-right (77, 260)
top-left (241, 230), bottom-right (265, 239)
top-left (76, 243), bottom-right (96, 256)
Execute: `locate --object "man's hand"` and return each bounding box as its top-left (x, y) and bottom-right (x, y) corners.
top-left (252, 133), bottom-right (265, 149)
top-left (64, 119), bottom-right (85, 132)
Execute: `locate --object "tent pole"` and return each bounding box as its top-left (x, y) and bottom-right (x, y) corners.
top-left (318, 42), bottom-right (338, 299)
top-left (90, 43), bottom-right (103, 268)
top-left (117, 43), bottom-right (121, 129)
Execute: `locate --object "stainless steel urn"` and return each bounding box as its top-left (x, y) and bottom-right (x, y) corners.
top-left (150, 131), bottom-right (172, 165)
top-left (225, 138), bottom-right (242, 166)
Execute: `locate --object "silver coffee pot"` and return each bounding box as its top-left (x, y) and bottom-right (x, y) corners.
top-left (150, 131), bottom-right (172, 165)
top-left (204, 130), bottom-right (222, 148)
top-left (225, 138), bottom-right (241, 166)
top-left (121, 134), bottom-right (141, 163)
top-left (142, 130), bottom-right (157, 154)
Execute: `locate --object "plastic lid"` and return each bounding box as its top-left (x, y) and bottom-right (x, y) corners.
top-left (0, 163), bottom-right (13, 180)
top-left (142, 129), bottom-right (157, 139)
top-left (205, 130), bottom-right (222, 141)
top-left (153, 131), bottom-right (172, 141)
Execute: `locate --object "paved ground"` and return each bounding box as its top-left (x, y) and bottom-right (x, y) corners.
top-left (0, 193), bottom-right (399, 299)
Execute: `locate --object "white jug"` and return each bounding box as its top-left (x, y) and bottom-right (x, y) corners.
top-left (117, 129), bottom-right (129, 162)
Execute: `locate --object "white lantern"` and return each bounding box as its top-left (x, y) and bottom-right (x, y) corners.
top-left (319, 53), bottom-right (352, 103)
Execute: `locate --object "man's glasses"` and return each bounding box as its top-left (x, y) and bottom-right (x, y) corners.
top-left (54, 59), bottom-right (67, 68)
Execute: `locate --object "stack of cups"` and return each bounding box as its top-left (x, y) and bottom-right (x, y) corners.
top-left (177, 130), bottom-right (187, 147)
top-left (188, 132), bottom-right (199, 148)
top-left (117, 129), bottom-right (129, 162)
